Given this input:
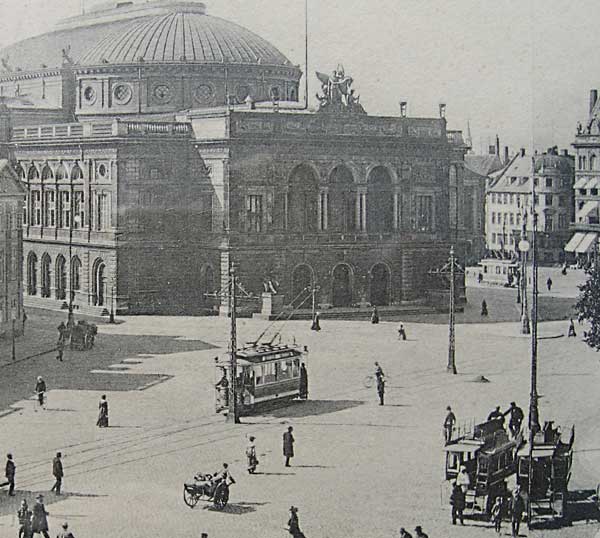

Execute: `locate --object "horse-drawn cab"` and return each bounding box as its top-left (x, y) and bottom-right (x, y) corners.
top-left (516, 421), bottom-right (574, 523)
top-left (444, 419), bottom-right (522, 517)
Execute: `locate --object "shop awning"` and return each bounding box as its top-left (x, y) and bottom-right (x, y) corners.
top-left (564, 232), bottom-right (586, 252)
top-left (576, 232), bottom-right (598, 254)
top-left (578, 201), bottom-right (599, 220)
top-left (586, 178), bottom-right (600, 190)
top-left (574, 176), bottom-right (590, 189)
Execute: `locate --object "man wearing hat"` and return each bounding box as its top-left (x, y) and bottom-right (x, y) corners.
top-left (51, 452), bottom-right (63, 495)
top-left (399, 528), bottom-right (413, 538)
top-left (283, 426), bottom-right (295, 467)
top-left (17, 499), bottom-right (32, 538)
top-left (505, 401), bottom-right (524, 438)
top-left (56, 522), bottom-right (75, 538)
top-left (3, 453), bottom-right (15, 495)
top-left (31, 494), bottom-right (50, 538)
top-left (443, 406), bottom-right (456, 444)
top-left (509, 486), bottom-right (525, 537)
top-left (414, 526), bottom-right (429, 538)
top-left (287, 506), bottom-right (306, 538)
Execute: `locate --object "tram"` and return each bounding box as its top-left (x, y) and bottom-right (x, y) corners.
top-left (215, 343), bottom-right (307, 416)
top-left (444, 419), bottom-right (522, 517)
top-left (516, 422), bottom-right (574, 523)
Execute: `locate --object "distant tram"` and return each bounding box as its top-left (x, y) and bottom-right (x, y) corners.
top-left (516, 421), bottom-right (574, 523)
top-left (215, 343), bottom-right (307, 416)
top-left (444, 419), bottom-right (522, 517)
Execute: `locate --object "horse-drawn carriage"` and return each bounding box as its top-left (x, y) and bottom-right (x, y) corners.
top-left (69, 321), bottom-right (97, 351)
top-left (183, 472), bottom-right (235, 510)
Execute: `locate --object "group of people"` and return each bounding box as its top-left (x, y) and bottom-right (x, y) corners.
top-left (16, 496), bottom-right (75, 538)
top-left (399, 525), bottom-right (429, 538)
top-left (56, 319), bottom-right (98, 360)
top-left (487, 402), bottom-right (525, 438)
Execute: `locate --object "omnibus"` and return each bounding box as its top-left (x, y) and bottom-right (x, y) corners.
top-left (215, 343), bottom-right (307, 416)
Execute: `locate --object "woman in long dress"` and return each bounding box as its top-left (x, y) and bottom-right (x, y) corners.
top-left (97, 395), bottom-right (109, 427)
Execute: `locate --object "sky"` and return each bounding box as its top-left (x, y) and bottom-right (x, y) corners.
top-left (0, 0), bottom-right (597, 155)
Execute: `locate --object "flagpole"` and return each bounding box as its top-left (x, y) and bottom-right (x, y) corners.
top-left (304, 0), bottom-right (309, 109)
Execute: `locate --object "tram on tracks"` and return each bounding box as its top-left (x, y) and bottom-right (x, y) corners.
top-left (215, 342), bottom-right (307, 416)
top-left (516, 422), bottom-right (574, 523)
top-left (444, 419), bottom-right (522, 517)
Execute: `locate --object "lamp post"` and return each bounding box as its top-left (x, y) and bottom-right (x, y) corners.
top-left (227, 263), bottom-right (240, 424)
top-left (11, 307), bottom-right (16, 362)
top-left (67, 214), bottom-right (81, 328)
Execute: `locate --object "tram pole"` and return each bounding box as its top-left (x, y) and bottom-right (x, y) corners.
top-left (447, 246), bottom-right (457, 375)
top-left (227, 264), bottom-right (240, 424)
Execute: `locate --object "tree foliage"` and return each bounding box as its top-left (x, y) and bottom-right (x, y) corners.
top-left (575, 263), bottom-right (600, 351)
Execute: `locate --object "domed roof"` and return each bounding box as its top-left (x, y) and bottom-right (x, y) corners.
top-left (80, 11), bottom-right (291, 66)
top-left (0, 1), bottom-right (294, 74)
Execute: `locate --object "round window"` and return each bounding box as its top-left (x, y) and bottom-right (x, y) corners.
top-left (113, 83), bottom-right (133, 105)
top-left (83, 86), bottom-right (96, 104)
top-left (98, 164), bottom-right (107, 178)
top-left (193, 84), bottom-right (214, 105)
top-left (153, 84), bottom-right (172, 104)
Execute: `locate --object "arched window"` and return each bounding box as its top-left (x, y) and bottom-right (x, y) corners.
top-left (55, 163), bottom-right (68, 181)
top-left (71, 163), bottom-right (84, 181)
top-left (367, 166), bottom-right (394, 233)
top-left (27, 165), bottom-right (39, 181)
top-left (70, 256), bottom-right (82, 304)
top-left (288, 164), bottom-right (319, 232)
top-left (55, 255), bottom-right (66, 300)
top-left (27, 252), bottom-right (38, 295)
top-left (41, 253), bottom-right (51, 298)
top-left (591, 155), bottom-right (597, 171)
top-left (92, 258), bottom-right (106, 306)
top-left (14, 164), bottom-right (25, 180)
top-left (41, 165), bottom-right (53, 180)
top-left (328, 165), bottom-right (356, 232)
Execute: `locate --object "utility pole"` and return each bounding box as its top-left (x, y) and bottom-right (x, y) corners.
top-left (529, 157), bottom-right (540, 437)
top-left (519, 206), bottom-right (530, 334)
top-left (429, 246), bottom-right (464, 374)
top-left (227, 264), bottom-right (240, 424)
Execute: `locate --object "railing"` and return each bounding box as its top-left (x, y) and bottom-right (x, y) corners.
top-left (12, 120), bottom-right (192, 141)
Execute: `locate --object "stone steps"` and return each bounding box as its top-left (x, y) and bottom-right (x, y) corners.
top-left (24, 295), bottom-right (108, 319)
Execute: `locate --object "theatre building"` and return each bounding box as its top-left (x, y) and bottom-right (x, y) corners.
top-left (0, 0), bottom-right (468, 315)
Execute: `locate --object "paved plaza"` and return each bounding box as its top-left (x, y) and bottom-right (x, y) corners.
top-left (0, 293), bottom-right (600, 537)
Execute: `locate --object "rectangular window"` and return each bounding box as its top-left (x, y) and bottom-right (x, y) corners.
top-left (33, 191), bottom-right (41, 226)
top-left (534, 177), bottom-right (539, 187)
top-left (416, 195), bottom-right (433, 232)
top-left (96, 192), bottom-right (110, 231)
top-left (200, 194), bottom-right (213, 231)
top-left (546, 177), bottom-right (553, 188)
top-left (44, 191), bottom-right (55, 227)
top-left (510, 213), bottom-right (514, 225)
top-left (558, 214), bottom-right (567, 228)
top-left (278, 360), bottom-right (294, 381)
top-left (516, 213), bottom-right (521, 225)
top-left (491, 213), bottom-right (496, 224)
top-left (545, 194), bottom-right (553, 206)
top-left (126, 159), bottom-right (140, 180)
top-left (58, 191), bottom-right (70, 228)
top-left (545, 216), bottom-right (553, 232)
top-left (246, 195), bottom-right (263, 233)
top-left (23, 196), bottom-right (28, 226)
top-left (73, 191), bottom-right (85, 228)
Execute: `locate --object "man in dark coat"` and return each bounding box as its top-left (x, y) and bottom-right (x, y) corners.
top-left (510, 487), bottom-right (525, 537)
top-left (51, 452), bottom-right (63, 495)
top-left (443, 406), bottom-right (456, 444)
top-left (568, 318), bottom-right (577, 337)
top-left (287, 506), bottom-right (306, 538)
top-left (546, 277), bottom-right (553, 291)
top-left (310, 312), bottom-right (321, 331)
top-left (505, 402), bottom-right (524, 438)
top-left (299, 363), bottom-right (308, 400)
top-left (376, 375), bottom-right (385, 406)
top-left (31, 494), bottom-right (50, 538)
top-left (4, 453), bottom-right (15, 495)
top-left (399, 528), bottom-right (413, 538)
top-left (371, 307), bottom-right (379, 324)
top-left (96, 395), bottom-right (109, 427)
top-left (450, 481), bottom-right (465, 525)
top-left (414, 526), bottom-right (429, 538)
top-left (17, 499), bottom-right (32, 538)
top-left (283, 426), bottom-right (295, 467)
top-left (481, 300), bottom-right (489, 316)
top-left (488, 406), bottom-right (504, 424)
top-left (35, 377), bottom-right (46, 410)
top-left (56, 522), bottom-right (75, 538)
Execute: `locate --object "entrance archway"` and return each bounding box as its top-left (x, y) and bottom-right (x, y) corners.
top-left (288, 165), bottom-right (318, 232)
top-left (291, 264), bottom-right (314, 307)
top-left (367, 166), bottom-right (394, 233)
top-left (92, 259), bottom-right (106, 306)
top-left (55, 255), bottom-right (66, 300)
top-left (332, 264), bottom-right (353, 307)
top-left (27, 252), bottom-right (38, 295)
top-left (71, 256), bottom-right (82, 304)
top-left (328, 165), bottom-right (355, 232)
top-left (41, 254), bottom-right (51, 298)
top-left (370, 263), bottom-right (391, 306)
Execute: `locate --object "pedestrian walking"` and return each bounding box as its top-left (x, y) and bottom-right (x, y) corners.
top-left (310, 312), bottom-right (321, 331)
top-left (546, 277), bottom-right (553, 291)
top-left (31, 494), bottom-right (50, 538)
top-left (399, 528), bottom-right (413, 538)
top-left (481, 299), bottom-right (488, 317)
top-left (478, 272), bottom-right (484, 284)
top-left (491, 496), bottom-right (503, 533)
top-left (22, 309), bottom-right (27, 335)
top-left (3, 453), bottom-right (15, 495)
top-left (96, 395), bottom-right (109, 427)
top-left (283, 427), bottom-right (295, 467)
top-left (376, 372), bottom-right (385, 406)
top-left (568, 318), bottom-right (577, 338)
top-left (505, 402), bottom-right (524, 438)
top-left (56, 522), bottom-right (75, 538)
top-left (371, 307), bottom-right (379, 324)
top-left (17, 499), bottom-right (32, 538)
top-left (287, 506), bottom-right (306, 538)
top-left (450, 481), bottom-right (465, 525)
top-left (398, 323), bottom-right (407, 341)
top-left (509, 487), bottom-right (525, 537)
top-left (414, 526), bottom-right (429, 538)
top-left (246, 435), bottom-right (258, 474)
top-left (50, 452), bottom-right (63, 495)
top-left (299, 363), bottom-right (308, 400)
top-left (56, 336), bottom-right (65, 362)
top-left (34, 377), bottom-right (46, 411)
top-left (443, 406), bottom-right (456, 444)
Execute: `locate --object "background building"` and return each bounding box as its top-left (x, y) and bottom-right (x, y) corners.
top-left (566, 89), bottom-right (600, 264)
top-left (485, 148), bottom-right (574, 269)
top-left (0, 0), bottom-right (468, 315)
top-left (0, 160), bottom-right (25, 336)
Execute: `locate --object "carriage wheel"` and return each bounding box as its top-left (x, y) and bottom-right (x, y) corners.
top-left (213, 483), bottom-right (229, 509)
top-left (363, 375), bottom-right (374, 389)
top-left (183, 486), bottom-right (200, 508)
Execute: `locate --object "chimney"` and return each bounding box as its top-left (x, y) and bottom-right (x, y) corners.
top-left (504, 146), bottom-right (509, 164)
top-left (399, 101), bottom-right (407, 118)
top-left (495, 135), bottom-right (500, 157)
top-left (591, 89), bottom-right (598, 114)
top-left (520, 148), bottom-right (526, 157)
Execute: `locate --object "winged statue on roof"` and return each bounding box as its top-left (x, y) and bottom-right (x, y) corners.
top-left (315, 64), bottom-right (366, 114)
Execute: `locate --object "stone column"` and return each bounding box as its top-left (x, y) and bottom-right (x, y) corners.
top-left (323, 191), bottom-right (329, 230)
top-left (317, 191), bottom-right (322, 231)
top-left (393, 192), bottom-right (399, 231)
top-left (361, 192), bottom-right (367, 232)
top-left (355, 191), bottom-right (361, 231)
